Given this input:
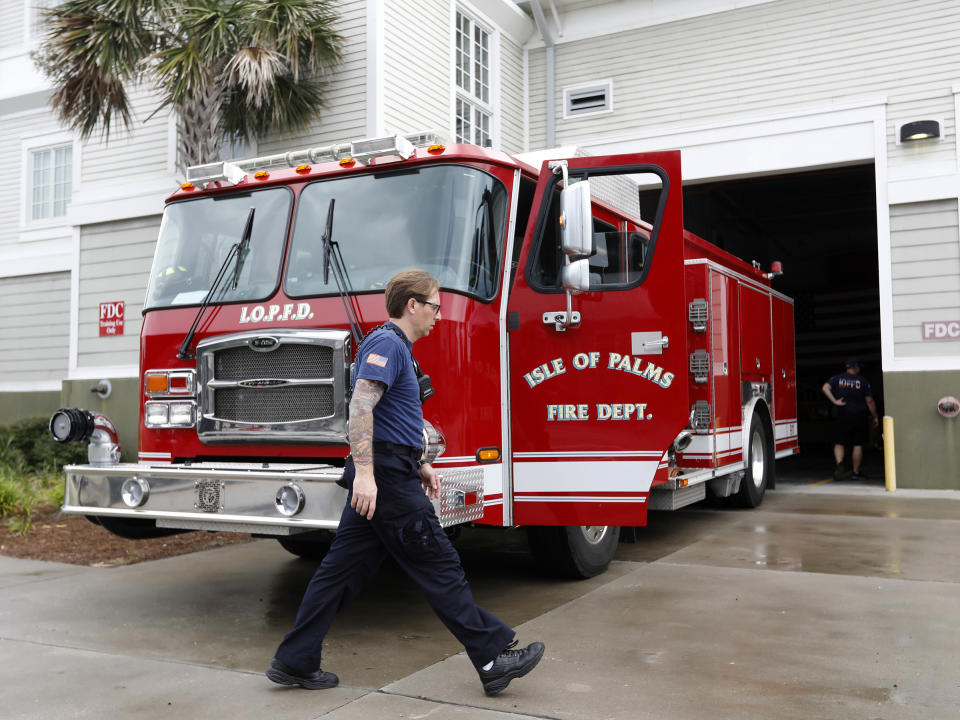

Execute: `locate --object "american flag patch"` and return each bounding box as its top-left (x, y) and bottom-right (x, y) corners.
top-left (366, 352), bottom-right (388, 367)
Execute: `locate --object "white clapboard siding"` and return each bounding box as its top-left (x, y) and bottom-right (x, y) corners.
top-left (0, 108), bottom-right (67, 244)
top-left (0, 0), bottom-right (24, 50)
top-left (890, 199), bottom-right (960, 357)
top-left (499, 34), bottom-right (524, 155)
top-left (80, 84), bottom-right (171, 184)
top-left (382, 0), bottom-right (450, 136)
top-left (76, 216), bottom-right (160, 369)
top-left (256, 0), bottom-right (368, 154)
top-left (0, 271), bottom-right (70, 380)
top-left (528, 0), bottom-right (960, 157)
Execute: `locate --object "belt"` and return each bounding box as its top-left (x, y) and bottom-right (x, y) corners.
top-left (372, 442), bottom-right (421, 460)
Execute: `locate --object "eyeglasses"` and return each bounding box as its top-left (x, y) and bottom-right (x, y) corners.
top-left (417, 299), bottom-right (441, 315)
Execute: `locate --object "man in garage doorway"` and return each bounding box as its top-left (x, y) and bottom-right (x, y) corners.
top-left (822, 359), bottom-right (879, 481)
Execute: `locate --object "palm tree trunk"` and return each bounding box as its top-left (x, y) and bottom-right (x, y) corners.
top-left (177, 77), bottom-right (226, 171)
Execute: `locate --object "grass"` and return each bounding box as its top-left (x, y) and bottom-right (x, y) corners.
top-left (0, 417), bottom-right (84, 536)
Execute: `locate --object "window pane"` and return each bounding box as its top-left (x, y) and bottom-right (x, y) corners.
top-left (287, 166), bottom-right (509, 301)
top-left (456, 98), bottom-right (472, 144)
top-left (145, 188), bottom-right (293, 310)
top-left (32, 150), bottom-right (51, 220)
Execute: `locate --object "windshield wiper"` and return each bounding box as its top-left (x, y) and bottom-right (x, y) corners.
top-left (320, 199), bottom-right (364, 347)
top-left (232, 207), bottom-right (256, 290)
top-left (177, 206), bottom-right (255, 360)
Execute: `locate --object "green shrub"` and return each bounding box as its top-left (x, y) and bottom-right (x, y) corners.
top-left (0, 416), bottom-right (87, 473)
top-left (0, 417), bottom-right (84, 531)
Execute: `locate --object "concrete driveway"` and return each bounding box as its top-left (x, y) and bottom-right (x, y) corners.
top-left (2, 470), bottom-right (959, 719)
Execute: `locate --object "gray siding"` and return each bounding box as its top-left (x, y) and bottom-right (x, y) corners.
top-left (77, 216), bottom-right (160, 368)
top-left (0, 271), bottom-right (70, 380)
top-left (0, 108), bottom-right (65, 247)
top-left (529, 0), bottom-right (960, 160)
top-left (0, 0), bottom-right (24, 51)
top-left (891, 199), bottom-right (960, 357)
top-left (382, 0), bottom-right (450, 136)
top-left (499, 33), bottom-right (524, 155)
top-left (257, 0), bottom-right (367, 153)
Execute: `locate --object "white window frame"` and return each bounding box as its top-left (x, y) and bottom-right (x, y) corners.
top-left (19, 129), bottom-right (80, 242)
top-left (453, 3), bottom-right (500, 149)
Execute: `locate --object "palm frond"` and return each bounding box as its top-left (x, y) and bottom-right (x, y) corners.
top-left (225, 46), bottom-right (286, 109)
top-left (33, 0), bottom-right (158, 139)
top-left (221, 73), bottom-right (328, 140)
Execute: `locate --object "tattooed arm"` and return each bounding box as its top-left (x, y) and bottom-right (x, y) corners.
top-left (348, 378), bottom-right (386, 519)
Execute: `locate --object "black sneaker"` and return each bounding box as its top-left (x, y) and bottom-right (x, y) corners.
top-left (834, 463), bottom-right (845, 480)
top-left (266, 658), bottom-right (339, 689)
top-left (478, 640), bottom-right (545, 696)
top-left (851, 472), bottom-right (865, 481)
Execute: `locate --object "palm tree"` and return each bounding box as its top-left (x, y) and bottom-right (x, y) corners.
top-left (33, 0), bottom-right (342, 172)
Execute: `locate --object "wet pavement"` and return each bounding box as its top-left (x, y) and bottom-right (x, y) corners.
top-left (2, 463), bottom-right (959, 719)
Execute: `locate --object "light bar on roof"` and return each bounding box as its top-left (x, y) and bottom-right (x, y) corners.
top-left (350, 134), bottom-right (415, 163)
top-left (186, 160), bottom-right (246, 185)
top-left (182, 131), bottom-right (454, 187)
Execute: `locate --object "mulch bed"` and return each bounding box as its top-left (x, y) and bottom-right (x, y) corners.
top-left (0, 506), bottom-right (256, 567)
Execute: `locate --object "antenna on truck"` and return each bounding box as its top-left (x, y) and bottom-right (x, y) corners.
top-left (319, 199), bottom-right (364, 348)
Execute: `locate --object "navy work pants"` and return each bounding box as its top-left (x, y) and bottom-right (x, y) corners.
top-left (274, 452), bottom-right (515, 673)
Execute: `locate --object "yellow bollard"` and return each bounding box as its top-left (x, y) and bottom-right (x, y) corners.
top-left (883, 415), bottom-right (896, 492)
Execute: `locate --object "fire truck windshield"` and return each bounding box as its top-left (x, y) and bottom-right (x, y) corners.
top-left (286, 165), bottom-right (508, 300)
top-left (145, 188), bottom-right (292, 310)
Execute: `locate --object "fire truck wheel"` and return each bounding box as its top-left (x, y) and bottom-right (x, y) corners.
top-left (86, 515), bottom-right (186, 540)
top-left (737, 412), bottom-right (771, 508)
top-left (276, 530), bottom-right (335, 561)
top-left (526, 525), bottom-right (620, 579)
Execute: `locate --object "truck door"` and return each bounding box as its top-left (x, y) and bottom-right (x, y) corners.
top-left (506, 151), bottom-right (689, 526)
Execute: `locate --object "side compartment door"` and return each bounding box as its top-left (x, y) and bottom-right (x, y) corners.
top-left (772, 296), bottom-right (799, 455)
top-left (505, 151), bottom-right (689, 527)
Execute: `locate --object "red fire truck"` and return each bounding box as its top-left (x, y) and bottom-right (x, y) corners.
top-left (50, 133), bottom-right (797, 578)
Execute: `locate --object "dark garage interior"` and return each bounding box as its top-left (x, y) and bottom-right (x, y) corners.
top-left (642, 164), bottom-right (883, 465)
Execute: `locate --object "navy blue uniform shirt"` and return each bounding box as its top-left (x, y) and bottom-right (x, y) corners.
top-left (828, 372), bottom-right (873, 415)
top-left (353, 323), bottom-right (423, 447)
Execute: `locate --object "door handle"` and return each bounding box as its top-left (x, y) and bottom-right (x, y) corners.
top-left (543, 311), bottom-right (581, 332)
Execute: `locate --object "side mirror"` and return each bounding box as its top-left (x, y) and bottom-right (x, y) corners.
top-left (561, 258), bottom-right (590, 294)
top-left (560, 180), bottom-right (593, 256)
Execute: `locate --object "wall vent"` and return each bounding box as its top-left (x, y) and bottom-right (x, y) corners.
top-left (563, 81), bottom-right (613, 117)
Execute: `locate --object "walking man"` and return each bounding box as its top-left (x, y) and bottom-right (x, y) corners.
top-left (822, 358), bottom-right (879, 480)
top-left (267, 269), bottom-right (544, 695)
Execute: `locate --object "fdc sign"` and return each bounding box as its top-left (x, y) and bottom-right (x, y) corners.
top-left (99, 301), bottom-right (125, 337)
top-left (922, 321), bottom-right (960, 340)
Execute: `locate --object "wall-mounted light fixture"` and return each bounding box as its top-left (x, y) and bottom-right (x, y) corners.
top-left (899, 120), bottom-right (941, 142)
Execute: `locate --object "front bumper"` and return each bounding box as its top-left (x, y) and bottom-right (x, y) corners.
top-left (63, 461), bottom-right (484, 535)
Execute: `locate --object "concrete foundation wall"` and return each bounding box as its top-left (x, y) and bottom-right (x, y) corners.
top-left (60, 377), bottom-right (139, 462)
top-left (884, 370), bottom-right (960, 489)
top-left (0, 391), bottom-right (62, 424)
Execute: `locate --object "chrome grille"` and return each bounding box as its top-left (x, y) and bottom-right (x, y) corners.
top-left (215, 344), bottom-right (333, 380)
top-left (215, 385), bottom-right (335, 423)
top-left (196, 329), bottom-right (351, 445)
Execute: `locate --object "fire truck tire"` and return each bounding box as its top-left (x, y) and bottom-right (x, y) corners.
top-left (86, 515), bottom-right (186, 540)
top-left (276, 530), bottom-right (335, 560)
top-left (526, 525), bottom-right (620, 579)
top-left (737, 412), bottom-right (771, 508)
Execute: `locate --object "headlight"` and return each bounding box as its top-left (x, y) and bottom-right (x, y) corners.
top-left (121, 478), bottom-right (150, 508)
top-left (421, 420), bottom-right (446, 464)
top-left (145, 401), bottom-right (196, 428)
top-left (275, 484), bottom-right (305, 516)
